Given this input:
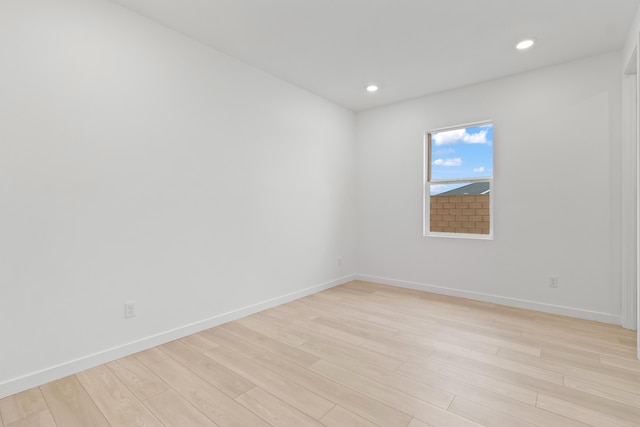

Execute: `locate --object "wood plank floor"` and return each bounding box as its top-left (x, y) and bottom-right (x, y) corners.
top-left (1, 281), bottom-right (639, 426)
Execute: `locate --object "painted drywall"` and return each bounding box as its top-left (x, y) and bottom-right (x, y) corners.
top-left (0, 0), bottom-right (356, 396)
top-left (355, 52), bottom-right (623, 322)
top-left (623, 2), bottom-right (640, 69)
top-left (622, 3), bottom-right (640, 354)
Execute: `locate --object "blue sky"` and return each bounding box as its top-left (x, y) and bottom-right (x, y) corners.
top-left (430, 124), bottom-right (493, 181)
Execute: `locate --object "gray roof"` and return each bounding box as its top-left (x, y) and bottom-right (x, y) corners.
top-left (436, 182), bottom-right (490, 196)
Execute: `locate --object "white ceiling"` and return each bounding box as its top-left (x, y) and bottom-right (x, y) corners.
top-left (110, 0), bottom-right (639, 111)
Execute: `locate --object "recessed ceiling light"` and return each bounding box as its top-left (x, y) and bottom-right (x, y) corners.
top-left (366, 84), bottom-right (379, 93)
top-left (516, 39), bottom-right (535, 50)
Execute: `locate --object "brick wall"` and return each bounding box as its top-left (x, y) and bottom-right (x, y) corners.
top-left (429, 194), bottom-right (490, 234)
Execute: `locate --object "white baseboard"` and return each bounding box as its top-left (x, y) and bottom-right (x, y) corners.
top-left (3, 273), bottom-right (627, 399)
top-left (355, 274), bottom-right (622, 325)
top-left (0, 274), bottom-right (355, 399)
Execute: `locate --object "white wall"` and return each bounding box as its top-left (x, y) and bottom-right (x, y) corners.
top-left (0, 0), bottom-right (356, 397)
top-left (622, 3), bottom-right (640, 356)
top-left (355, 52), bottom-right (623, 323)
top-left (623, 3), bottom-right (640, 70)
top-left (0, 0), bottom-right (634, 397)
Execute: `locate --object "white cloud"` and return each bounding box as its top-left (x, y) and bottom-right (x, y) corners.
top-left (433, 128), bottom-right (489, 145)
top-left (473, 167), bottom-right (485, 173)
top-left (433, 158), bottom-right (462, 167)
top-left (433, 129), bottom-right (465, 145)
top-left (429, 184), bottom-right (448, 194)
top-left (434, 148), bottom-right (455, 156)
top-left (465, 129), bottom-right (488, 144)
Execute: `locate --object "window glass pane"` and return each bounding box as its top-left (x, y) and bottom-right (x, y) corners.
top-left (429, 181), bottom-right (491, 235)
top-left (430, 123), bottom-right (493, 181)
top-left (430, 182), bottom-right (468, 196)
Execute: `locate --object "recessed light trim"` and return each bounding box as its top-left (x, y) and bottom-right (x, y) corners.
top-left (516, 39), bottom-right (535, 50)
top-left (366, 84), bottom-right (379, 93)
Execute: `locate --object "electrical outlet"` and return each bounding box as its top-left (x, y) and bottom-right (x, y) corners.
top-left (337, 258), bottom-right (342, 267)
top-left (549, 276), bottom-right (559, 288)
top-left (124, 301), bottom-right (137, 318)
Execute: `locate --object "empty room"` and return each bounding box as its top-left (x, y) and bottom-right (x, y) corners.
top-left (1, 0), bottom-right (640, 426)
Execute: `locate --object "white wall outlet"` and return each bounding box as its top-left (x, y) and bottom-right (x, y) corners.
top-left (337, 257), bottom-right (342, 267)
top-left (549, 276), bottom-right (559, 288)
top-left (124, 301), bottom-right (137, 318)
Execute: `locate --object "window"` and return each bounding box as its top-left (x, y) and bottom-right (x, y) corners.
top-left (424, 121), bottom-right (493, 238)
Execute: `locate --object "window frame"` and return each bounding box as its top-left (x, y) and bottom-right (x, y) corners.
top-left (423, 120), bottom-right (494, 240)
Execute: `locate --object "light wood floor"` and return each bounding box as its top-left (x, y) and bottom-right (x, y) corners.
top-left (1, 281), bottom-right (639, 427)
